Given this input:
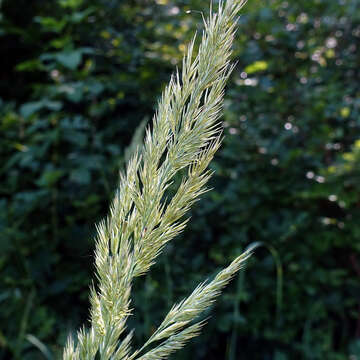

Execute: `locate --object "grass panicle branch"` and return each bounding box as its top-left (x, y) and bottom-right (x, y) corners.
top-left (63, 1), bottom-right (251, 359)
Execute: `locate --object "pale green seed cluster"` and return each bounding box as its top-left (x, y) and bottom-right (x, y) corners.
top-left (63, 1), bottom-right (251, 359)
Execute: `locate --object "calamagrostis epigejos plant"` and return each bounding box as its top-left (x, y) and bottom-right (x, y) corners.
top-left (63, 1), bottom-right (254, 359)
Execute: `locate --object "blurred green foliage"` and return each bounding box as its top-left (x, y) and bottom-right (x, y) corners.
top-left (0, 0), bottom-right (360, 359)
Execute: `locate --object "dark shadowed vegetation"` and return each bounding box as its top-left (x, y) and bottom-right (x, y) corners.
top-left (0, 0), bottom-right (360, 358)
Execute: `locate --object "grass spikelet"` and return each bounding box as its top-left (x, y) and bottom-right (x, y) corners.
top-left (63, 1), bottom-right (251, 359)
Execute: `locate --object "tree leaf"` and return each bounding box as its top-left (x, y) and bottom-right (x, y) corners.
top-left (56, 50), bottom-right (82, 70)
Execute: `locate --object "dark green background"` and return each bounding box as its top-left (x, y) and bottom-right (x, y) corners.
top-left (1, 0), bottom-right (360, 358)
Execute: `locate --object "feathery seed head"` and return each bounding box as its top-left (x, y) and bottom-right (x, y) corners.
top-left (63, 1), bottom-right (252, 359)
